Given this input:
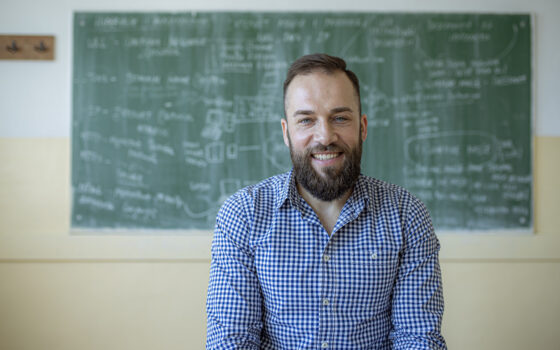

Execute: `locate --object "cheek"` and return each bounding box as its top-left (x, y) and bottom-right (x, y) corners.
top-left (288, 129), bottom-right (312, 149)
top-left (339, 129), bottom-right (361, 146)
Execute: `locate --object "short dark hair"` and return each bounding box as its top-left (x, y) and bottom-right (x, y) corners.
top-left (283, 53), bottom-right (362, 115)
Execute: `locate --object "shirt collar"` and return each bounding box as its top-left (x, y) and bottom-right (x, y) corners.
top-left (346, 174), bottom-right (371, 216)
top-left (276, 170), bottom-right (371, 215)
top-left (275, 169), bottom-right (307, 212)
top-left (274, 170), bottom-right (293, 210)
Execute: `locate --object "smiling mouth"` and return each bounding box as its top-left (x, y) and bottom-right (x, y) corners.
top-left (312, 153), bottom-right (341, 161)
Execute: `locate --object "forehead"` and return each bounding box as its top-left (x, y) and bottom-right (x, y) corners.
top-left (285, 71), bottom-right (359, 114)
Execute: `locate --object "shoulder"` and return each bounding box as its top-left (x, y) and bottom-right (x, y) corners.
top-left (366, 177), bottom-right (438, 254)
top-left (359, 175), bottom-right (434, 243)
top-left (221, 172), bottom-right (288, 211)
top-left (216, 172), bottom-right (288, 233)
top-left (359, 174), bottom-right (425, 212)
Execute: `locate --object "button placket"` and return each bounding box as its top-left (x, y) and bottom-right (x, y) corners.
top-left (319, 246), bottom-right (332, 350)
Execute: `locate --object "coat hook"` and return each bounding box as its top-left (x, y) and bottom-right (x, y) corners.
top-left (35, 41), bottom-right (48, 52)
top-left (6, 40), bottom-right (18, 53)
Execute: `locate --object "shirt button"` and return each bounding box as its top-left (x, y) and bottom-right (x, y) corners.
top-left (321, 341), bottom-right (329, 348)
top-left (371, 252), bottom-right (377, 259)
top-left (323, 254), bottom-right (330, 262)
top-left (322, 298), bottom-right (329, 306)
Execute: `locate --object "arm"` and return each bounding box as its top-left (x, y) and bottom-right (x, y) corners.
top-left (389, 196), bottom-right (447, 350)
top-left (206, 195), bottom-right (263, 350)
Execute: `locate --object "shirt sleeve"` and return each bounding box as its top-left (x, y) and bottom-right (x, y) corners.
top-left (206, 194), bottom-right (263, 350)
top-left (389, 195), bottom-right (447, 350)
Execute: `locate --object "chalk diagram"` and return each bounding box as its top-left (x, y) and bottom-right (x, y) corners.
top-left (178, 94), bottom-right (288, 223)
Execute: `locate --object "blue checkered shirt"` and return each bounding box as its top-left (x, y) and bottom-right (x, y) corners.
top-left (206, 171), bottom-right (446, 349)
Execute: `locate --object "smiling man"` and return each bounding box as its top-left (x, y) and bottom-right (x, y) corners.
top-left (206, 54), bottom-right (447, 349)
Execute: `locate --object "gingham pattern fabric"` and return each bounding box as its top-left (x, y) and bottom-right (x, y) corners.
top-left (206, 171), bottom-right (446, 349)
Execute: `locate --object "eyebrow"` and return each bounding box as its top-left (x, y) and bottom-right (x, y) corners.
top-left (292, 106), bottom-right (354, 118)
top-left (330, 106), bottom-right (353, 114)
top-left (292, 109), bottom-right (314, 118)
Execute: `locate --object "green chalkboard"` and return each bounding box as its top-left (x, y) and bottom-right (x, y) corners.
top-left (72, 12), bottom-right (532, 231)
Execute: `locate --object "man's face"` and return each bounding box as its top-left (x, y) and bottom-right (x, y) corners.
top-left (282, 71), bottom-right (368, 201)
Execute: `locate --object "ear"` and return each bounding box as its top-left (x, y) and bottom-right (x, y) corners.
top-left (281, 118), bottom-right (290, 147)
top-left (360, 114), bottom-right (368, 141)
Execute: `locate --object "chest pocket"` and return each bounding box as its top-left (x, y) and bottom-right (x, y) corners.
top-left (352, 247), bottom-right (400, 266)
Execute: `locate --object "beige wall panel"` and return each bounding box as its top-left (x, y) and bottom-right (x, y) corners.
top-left (1, 137), bottom-right (559, 350)
top-left (441, 262), bottom-right (560, 350)
top-left (534, 136), bottom-right (560, 233)
top-left (0, 138), bottom-right (70, 235)
top-left (0, 262), bottom-right (211, 350)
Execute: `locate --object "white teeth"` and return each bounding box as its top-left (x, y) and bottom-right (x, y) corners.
top-left (313, 153), bottom-right (338, 160)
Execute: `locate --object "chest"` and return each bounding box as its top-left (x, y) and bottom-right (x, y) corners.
top-left (253, 211), bottom-right (403, 319)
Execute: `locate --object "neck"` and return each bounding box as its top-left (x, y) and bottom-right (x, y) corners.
top-left (297, 183), bottom-right (353, 235)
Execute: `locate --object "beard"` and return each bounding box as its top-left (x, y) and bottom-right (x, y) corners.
top-left (288, 133), bottom-right (363, 202)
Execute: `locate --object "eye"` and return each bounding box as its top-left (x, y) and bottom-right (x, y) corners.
top-left (298, 118), bottom-right (312, 125)
top-left (334, 115), bottom-right (349, 123)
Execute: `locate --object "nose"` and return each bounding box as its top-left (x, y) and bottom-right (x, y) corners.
top-left (314, 119), bottom-right (338, 145)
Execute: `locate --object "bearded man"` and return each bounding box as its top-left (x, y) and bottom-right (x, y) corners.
top-left (206, 53), bottom-right (447, 350)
